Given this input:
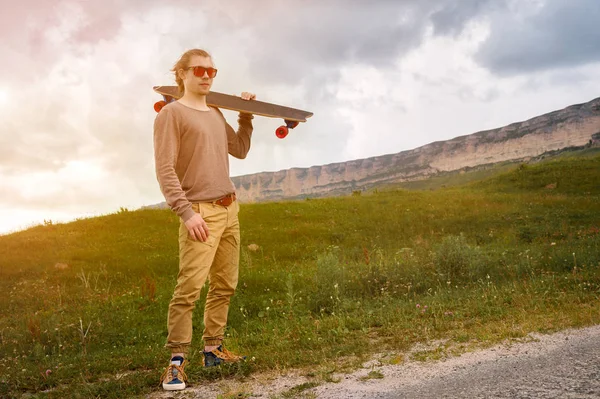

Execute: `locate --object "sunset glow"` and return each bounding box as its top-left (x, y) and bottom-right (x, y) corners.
top-left (0, 88), bottom-right (8, 106)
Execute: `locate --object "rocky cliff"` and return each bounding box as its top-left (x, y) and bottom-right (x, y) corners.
top-left (232, 97), bottom-right (600, 202)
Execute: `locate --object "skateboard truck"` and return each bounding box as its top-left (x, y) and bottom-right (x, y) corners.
top-left (154, 96), bottom-right (174, 113)
top-left (276, 120), bottom-right (300, 139)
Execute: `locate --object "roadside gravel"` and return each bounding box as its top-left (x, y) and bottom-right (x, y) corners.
top-left (150, 324), bottom-right (600, 399)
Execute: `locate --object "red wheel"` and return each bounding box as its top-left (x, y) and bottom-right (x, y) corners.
top-left (154, 100), bottom-right (167, 113)
top-left (289, 121), bottom-right (299, 129)
top-left (276, 126), bottom-right (289, 139)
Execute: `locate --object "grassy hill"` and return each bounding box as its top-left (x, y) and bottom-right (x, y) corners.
top-left (389, 147), bottom-right (600, 192)
top-left (1, 151), bottom-right (599, 398)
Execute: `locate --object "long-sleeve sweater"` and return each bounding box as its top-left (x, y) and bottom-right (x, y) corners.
top-left (153, 101), bottom-right (253, 222)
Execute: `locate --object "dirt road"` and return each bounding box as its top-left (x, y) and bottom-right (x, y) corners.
top-left (318, 325), bottom-right (600, 399)
top-left (151, 324), bottom-right (600, 399)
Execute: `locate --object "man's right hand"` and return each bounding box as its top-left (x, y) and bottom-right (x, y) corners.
top-left (185, 213), bottom-right (210, 242)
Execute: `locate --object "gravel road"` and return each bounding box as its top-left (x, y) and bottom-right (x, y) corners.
top-left (151, 324), bottom-right (600, 399)
top-left (315, 325), bottom-right (600, 399)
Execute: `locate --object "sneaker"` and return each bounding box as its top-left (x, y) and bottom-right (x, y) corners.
top-left (160, 356), bottom-right (188, 391)
top-left (203, 345), bottom-right (246, 367)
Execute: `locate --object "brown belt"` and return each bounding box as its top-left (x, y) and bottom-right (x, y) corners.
top-left (211, 193), bottom-right (236, 207)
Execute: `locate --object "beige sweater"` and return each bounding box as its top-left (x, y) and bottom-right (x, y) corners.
top-left (153, 101), bottom-right (253, 222)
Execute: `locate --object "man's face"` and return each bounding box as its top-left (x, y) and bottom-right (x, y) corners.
top-left (181, 55), bottom-right (215, 95)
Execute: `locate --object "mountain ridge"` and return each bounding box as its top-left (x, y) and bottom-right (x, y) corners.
top-left (231, 96), bottom-right (600, 201)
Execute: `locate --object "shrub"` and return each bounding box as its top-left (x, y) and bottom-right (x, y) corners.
top-left (434, 234), bottom-right (475, 280)
top-left (308, 248), bottom-right (345, 313)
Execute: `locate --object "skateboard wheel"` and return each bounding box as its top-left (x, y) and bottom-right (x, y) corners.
top-left (287, 121), bottom-right (300, 129)
top-left (276, 126), bottom-right (289, 139)
top-left (154, 100), bottom-right (167, 113)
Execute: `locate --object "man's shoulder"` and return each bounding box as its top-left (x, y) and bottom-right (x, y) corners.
top-left (209, 105), bottom-right (224, 117)
top-left (162, 101), bottom-right (182, 113)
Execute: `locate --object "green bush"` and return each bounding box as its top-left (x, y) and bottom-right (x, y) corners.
top-left (434, 234), bottom-right (480, 280)
top-left (308, 247), bottom-right (345, 313)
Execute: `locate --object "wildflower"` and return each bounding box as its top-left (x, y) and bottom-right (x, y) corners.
top-left (416, 304), bottom-right (421, 308)
top-left (46, 369), bottom-right (52, 377)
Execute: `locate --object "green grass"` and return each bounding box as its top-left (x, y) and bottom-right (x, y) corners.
top-left (389, 147), bottom-right (600, 192)
top-left (1, 151), bottom-right (599, 398)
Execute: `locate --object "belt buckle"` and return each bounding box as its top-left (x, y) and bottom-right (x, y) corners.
top-left (215, 193), bottom-right (235, 207)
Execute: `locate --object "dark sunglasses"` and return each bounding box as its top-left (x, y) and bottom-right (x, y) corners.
top-left (186, 66), bottom-right (218, 78)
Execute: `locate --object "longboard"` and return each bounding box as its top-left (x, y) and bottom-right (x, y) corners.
top-left (153, 86), bottom-right (313, 139)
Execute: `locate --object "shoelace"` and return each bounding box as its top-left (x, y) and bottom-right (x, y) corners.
top-left (214, 347), bottom-right (242, 361)
top-left (160, 363), bottom-right (188, 386)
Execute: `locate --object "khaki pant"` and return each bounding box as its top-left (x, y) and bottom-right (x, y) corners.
top-left (166, 200), bottom-right (240, 354)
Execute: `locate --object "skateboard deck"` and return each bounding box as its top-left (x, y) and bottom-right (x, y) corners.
top-left (153, 85), bottom-right (313, 139)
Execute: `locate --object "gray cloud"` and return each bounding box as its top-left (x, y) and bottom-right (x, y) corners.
top-left (2, 0), bottom-right (497, 89)
top-left (431, 0), bottom-right (502, 36)
top-left (476, 0), bottom-right (600, 75)
top-left (233, 1), bottom-right (493, 85)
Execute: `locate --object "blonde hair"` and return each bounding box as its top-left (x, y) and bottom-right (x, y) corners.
top-left (171, 49), bottom-right (213, 94)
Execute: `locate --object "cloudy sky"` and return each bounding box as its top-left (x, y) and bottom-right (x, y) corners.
top-left (1, 0), bottom-right (600, 234)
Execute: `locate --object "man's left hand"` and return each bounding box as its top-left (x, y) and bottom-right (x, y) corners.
top-left (241, 92), bottom-right (256, 101)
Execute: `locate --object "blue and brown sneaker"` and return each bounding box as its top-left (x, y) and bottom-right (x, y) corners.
top-left (160, 356), bottom-right (188, 391)
top-left (203, 345), bottom-right (246, 367)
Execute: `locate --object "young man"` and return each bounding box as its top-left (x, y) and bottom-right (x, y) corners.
top-left (153, 49), bottom-right (256, 391)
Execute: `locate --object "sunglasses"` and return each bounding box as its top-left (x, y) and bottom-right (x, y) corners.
top-left (186, 66), bottom-right (218, 78)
